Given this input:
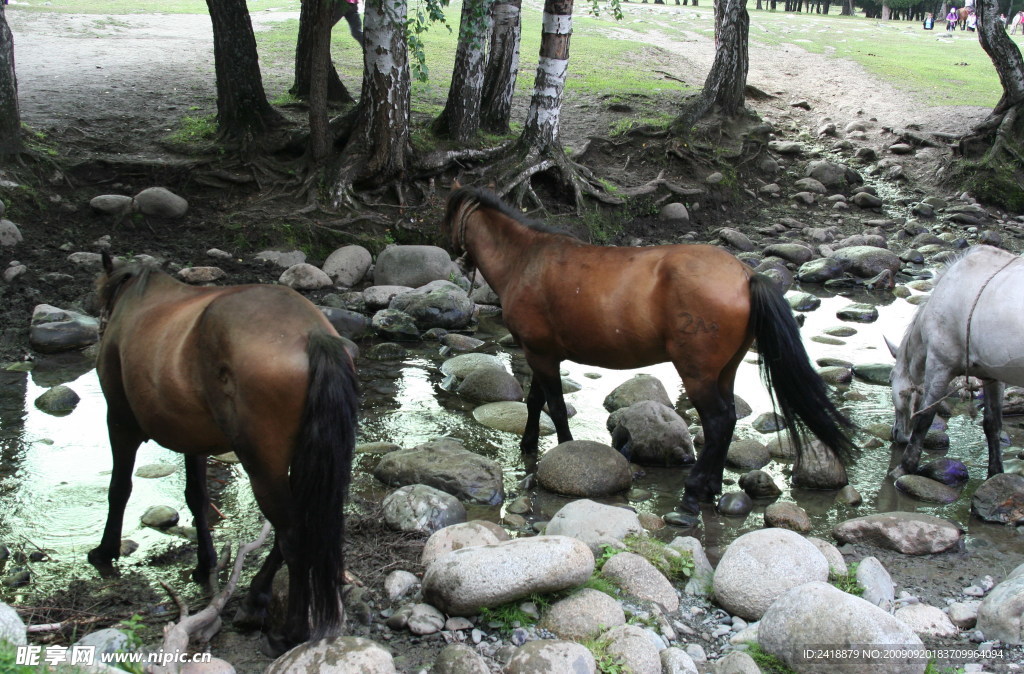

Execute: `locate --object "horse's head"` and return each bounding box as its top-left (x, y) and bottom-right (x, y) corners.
top-left (95, 253), bottom-right (156, 331)
top-left (886, 335), bottom-right (917, 445)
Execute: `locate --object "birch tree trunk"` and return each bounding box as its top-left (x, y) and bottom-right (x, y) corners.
top-left (0, 3), bottom-right (20, 159)
top-left (330, 0), bottom-right (411, 199)
top-left (291, 0), bottom-right (355, 104)
top-left (881, 2), bottom-right (891, 19)
top-left (434, 0), bottom-right (494, 141)
top-left (481, 0), bottom-right (522, 135)
top-left (672, 0), bottom-right (749, 132)
top-left (206, 0), bottom-right (284, 146)
top-left (951, 0), bottom-right (1024, 209)
top-left (518, 0), bottom-right (573, 152)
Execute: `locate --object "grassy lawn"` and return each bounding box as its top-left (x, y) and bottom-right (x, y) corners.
top-left (9, 0), bottom-right (1007, 109)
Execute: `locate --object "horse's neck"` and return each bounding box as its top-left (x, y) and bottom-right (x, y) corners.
top-left (900, 318), bottom-right (928, 379)
top-left (468, 211), bottom-right (550, 294)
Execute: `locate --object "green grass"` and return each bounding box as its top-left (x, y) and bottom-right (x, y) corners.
top-left (7, 0), bottom-right (299, 13)
top-left (829, 562), bottom-right (864, 597)
top-left (582, 637), bottom-right (631, 674)
top-left (597, 535), bottom-right (696, 580)
top-left (744, 642), bottom-right (798, 674)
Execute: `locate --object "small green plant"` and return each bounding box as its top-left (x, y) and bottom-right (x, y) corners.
top-left (582, 637), bottom-right (630, 674)
top-left (270, 92), bottom-right (301, 106)
top-left (744, 642), bottom-right (797, 674)
top-left (924, 660), bottom-right (966, 674)
top-left (622, 534), bottom-right (695, 580)
top-left (581, 573), bottom-right (620, 597)
top-left (829, 562), bottom-right (863, 597)
top-left (166, 114), bottom-right (216, 145)
top-left (479, 602), bottom-right (538, 636)
top-left (111, 614), bottom-right (147, 674)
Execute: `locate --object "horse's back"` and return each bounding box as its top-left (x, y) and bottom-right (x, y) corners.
top-left (509, 242), bottom-right (751, 369)
top-left (917, 246), bottom-right (1024, 383)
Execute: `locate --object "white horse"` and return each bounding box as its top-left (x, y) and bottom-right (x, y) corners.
top-left (886, 245), bottom-right (1024, 479)
top-left (1011, 11), bottom-right (1024, 34)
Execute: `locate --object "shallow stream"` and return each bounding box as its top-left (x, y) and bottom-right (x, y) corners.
top-left (0, 283), bottom-right (1022, 600)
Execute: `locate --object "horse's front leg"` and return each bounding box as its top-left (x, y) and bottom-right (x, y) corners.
top-left (184, 454), bottom-right (217, 587)
top-left (520, 355), bottom-right (573, 458)
top-left (892, 365), bottom-right (952, 478)
top-left (982, 379), bottom-right (1006, 478)
top-left (88, 415), bottom-right (144, 576)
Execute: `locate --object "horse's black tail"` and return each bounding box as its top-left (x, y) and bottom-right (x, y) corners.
top-left (290, 329), bottom-right (359, 640)
top-left (749, 274), bottom-right (856, 466)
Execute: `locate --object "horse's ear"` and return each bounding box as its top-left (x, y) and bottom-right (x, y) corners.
top-left (884, 335), bottom-right (899, 359)
top-left (101, 250), bottom-right (114, 275)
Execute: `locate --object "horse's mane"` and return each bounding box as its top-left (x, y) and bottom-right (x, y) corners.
top-left (446, 186), bottom-right (575, 238)
top-left (96, 262), bottom-right (160, 318)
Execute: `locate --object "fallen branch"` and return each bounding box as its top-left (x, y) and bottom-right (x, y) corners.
top-left (148, 521), bottom-right (272, 674)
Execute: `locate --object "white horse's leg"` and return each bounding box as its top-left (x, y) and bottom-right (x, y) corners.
top-left (982, 379), bottom-right (1006, 478)
top-left (892, 362), bottom-right (952, 478)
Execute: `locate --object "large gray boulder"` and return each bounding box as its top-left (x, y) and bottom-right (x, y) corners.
top-left (322, 245), bottom-right (372, 287)
top-left (537, 441), bottom-right (632, 497)
top-left (504, 641), bottom-right (597, 674)
top-left (971, 473), bottom-right (1024, 524)
top-left (977, 563), bottom-right (1024, 644)
top-left (829, 246), bottom-right (901, 278)
top-left (422, 535), bottom-right (594, 615)
top-left (267, 636), bottom-right (396, 673)
top-left (806, 159), bottom-right (863, 190)
top-left (545, 499), bottom-right (644, 554)
top-left (381, 484), bottom-right (467, 534)
top-left (0, 602), bottom-right (27, 645)
top-left (373, 245), bottom-right (455, 287)
top-left (759, 582), bottom-right (926, 674)
top-left (539, 588), bottom-right (626, 640)
top-left (373, 438), bottom-right (504, 505)
top-left (713, 528), bottom-right (829, 620)
top-left (600, 551), bottom-right (679, 612)
top-left (134, 186), bottom-right (188, 218)
top-left (456, 367), bottom-right (523, 403)
top-left (420, 520), bottom-right (509, 566)
top-left (389, 280), bottom-right (474, 330)
top-left (608, 400), bottom-right (694, 466)
top-left (603, 374), bottom-right (672, 412)
top-left (29, 304), bottom-right (100, 353)
top-left (832, 512), bottom-right (963, 554)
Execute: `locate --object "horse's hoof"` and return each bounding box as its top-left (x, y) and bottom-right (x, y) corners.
top-left (234, 604), bottom-right (267, 631)
top-left (87, 549), bottom-right (118, 579)
top-left (259, 632), bottom-right (292, 659)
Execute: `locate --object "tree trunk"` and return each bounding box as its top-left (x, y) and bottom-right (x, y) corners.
top-left (673, 0), bottom-right (749, 132)
top-left (881, 2), bottom-right (891, 19)
top-left (952, 0), bottom-right (1024, 209)
top-left (330, 0), bottom-right (411, 198)
top-left (0, 3), bottom-right (20, 159)
top-left (518, 0), bottom-right (573, 152)
top-left (309, 0), bottom-right (333, 164)
top-left (291, 0), bottom-right (355, 104)
top-left (206, 0), bottom-right (285, 146)
top-left (480, 0), bottom-right (522, 134)
top-left (841, 0), bottom-right (852, 14)
top-left (434, 0), bottom-right (494, 141)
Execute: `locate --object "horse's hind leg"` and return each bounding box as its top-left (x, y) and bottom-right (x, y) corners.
top-left (89, 412), bottom-right (145, 575)
top-left (982, 379), bottom-right (1006, 477)
top-left (680, 377), bottom-right (737, 518)
top-left (184, 455), bottom-right (216, 587)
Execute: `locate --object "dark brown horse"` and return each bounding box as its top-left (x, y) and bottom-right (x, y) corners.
top-left (443, 187), bottom-right (854, 521)
top-left (90, 254), bottom-right (358, 652)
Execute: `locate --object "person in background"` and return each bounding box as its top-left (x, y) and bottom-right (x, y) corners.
top-left (923, 12), bottom-right (935, 29)
top-left (1012, 10), bottom-right (1024, 33)
top-left (946, 6), bottom-right (959, 30)
top-left (332, 0), bottom-right (363, 48)
top-left (967, 9), bottom-right (978, 31)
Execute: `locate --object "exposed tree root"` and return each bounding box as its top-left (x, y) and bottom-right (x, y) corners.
top-left (148, 521), bottom-right (272, 674)
top-left (947, 103), bottom-right (1024, 211)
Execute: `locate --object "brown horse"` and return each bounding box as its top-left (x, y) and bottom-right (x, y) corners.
top-left (89, 253), bottom-right (358, 652)
top-left (443, 186), bottom-right (854, 521)
top-left (958, 6), bottom-right (971, 29)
